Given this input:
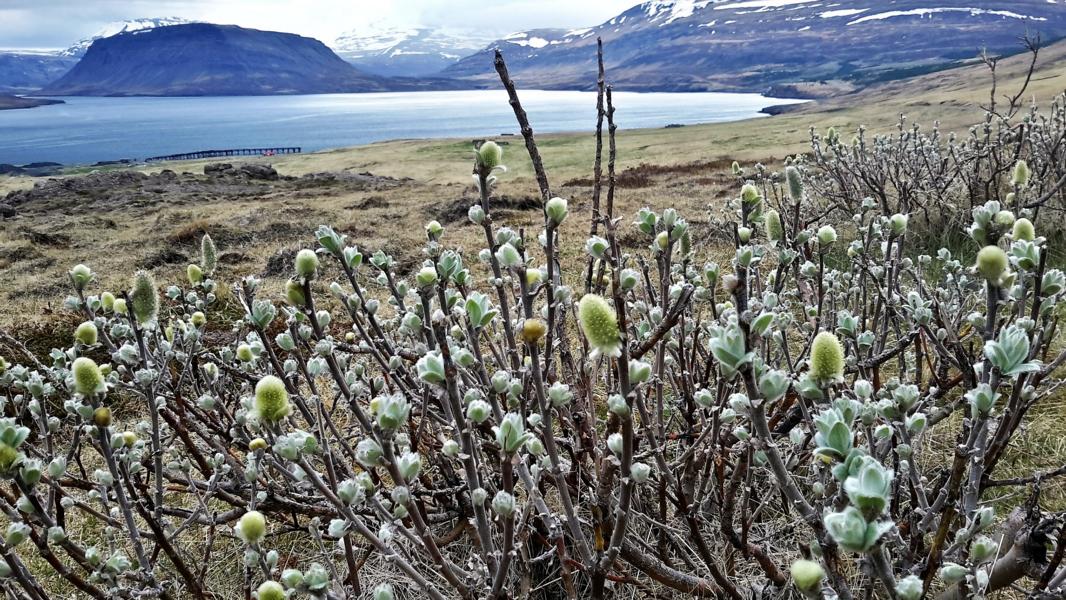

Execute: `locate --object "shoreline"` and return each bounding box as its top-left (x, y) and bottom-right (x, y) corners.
top-left (0, 95), bottom-right (65, 110)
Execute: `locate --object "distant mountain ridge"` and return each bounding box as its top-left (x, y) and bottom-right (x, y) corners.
top-left (40, 23), bottom-right (393, 96)
top-left (0, 52), bottom-right (76, 93)
top-left (8, 1), bottom-right (1066, 98)
top-left (333, 25), bottom-right (491, 76)
top-left (444, 0), bottom-right (1066, 92)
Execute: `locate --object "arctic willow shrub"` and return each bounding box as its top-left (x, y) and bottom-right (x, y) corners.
top-left (803, 90), bottom-right (1066, 237)
top-left (2, 95), bottom-right (1066, 600)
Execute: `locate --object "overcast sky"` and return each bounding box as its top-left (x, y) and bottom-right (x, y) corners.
top-left (0, 0), bottom-right (641, 50)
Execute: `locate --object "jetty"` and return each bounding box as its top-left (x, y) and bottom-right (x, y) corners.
top-left (145, 147), bottom-right (301, 162)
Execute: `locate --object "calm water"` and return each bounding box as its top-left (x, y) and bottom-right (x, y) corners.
top-left (0, 90), bottom-right (804, 166)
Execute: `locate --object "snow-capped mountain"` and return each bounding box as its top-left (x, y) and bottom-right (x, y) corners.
top-left (444, 0), bottom-right (1066, 93)
top-left (332, 25), bottom-right (492, 76)
top-left (41, 23), bottom-right (393, 96)
top-left (61, 17), bottom-right (195, 57)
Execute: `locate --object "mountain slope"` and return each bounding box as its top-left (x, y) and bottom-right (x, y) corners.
top-left (333, 26), bottom-right (490, 76)
top-left (40, 23), bottom-right (391, 96)
top-left (445, 0), bottom-right (1066, 93)
top-left (0, 52), bottom-right (77, 93)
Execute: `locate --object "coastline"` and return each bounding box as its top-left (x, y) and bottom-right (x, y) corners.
top-left (0, 95), bottom-right (65, 110)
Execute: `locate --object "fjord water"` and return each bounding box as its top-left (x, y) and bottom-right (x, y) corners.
top-left (0, 90), bottom-right (803, 166)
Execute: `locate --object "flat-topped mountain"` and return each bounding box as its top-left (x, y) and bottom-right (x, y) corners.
top-left (41, 23), bottom-right (391, 96)
top-left (445, 0), bottom-right (1066, 93)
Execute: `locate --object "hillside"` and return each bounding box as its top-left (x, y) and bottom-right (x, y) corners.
top-left (445, 0), bottom-right (1066, 93)
top-left (40, 23), bottom-right (391, 96)
top-left (0, 52), bottom-right (76, 93)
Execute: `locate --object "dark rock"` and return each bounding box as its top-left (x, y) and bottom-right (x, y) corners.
top-left (0, 203), bottom-right (14, 219)
top-left (138, 247), bottom-right (188, 269)
top-left (21, 227), bottom-right (70, 246)
top-left (238, 165), bottom-right (278, 181)
top-left (204, 163), bottom-right (234, 175)
top-left (761, 104), bottom-right (806, 116)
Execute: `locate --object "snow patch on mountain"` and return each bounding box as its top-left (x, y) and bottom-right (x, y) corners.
top-left (713, 0), bottom-right (819, 10)
top-left (821, 9), bottom-right (868, 18)
top-left (62, 17), bottom-right (194, 57)
top-left (333, 24), bottom-right (491, 76)
top-left (849, 8), bottom-right (1048, 25)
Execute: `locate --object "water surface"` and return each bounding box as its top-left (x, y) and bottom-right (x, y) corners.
top-left (0, 90), bottom-right (805, 166)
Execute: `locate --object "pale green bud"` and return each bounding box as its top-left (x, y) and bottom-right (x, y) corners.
top-left (373, 583), bottom-right (395, 600)
top-left (256, 581), bottom-right (285, 600)
top-left (809, 332), bottom-right (844, 385)
top-left (415, 266), bottom-right (438, 288)
top-left (741, 183), bottom-right (760, 204)
top-left (786, 166), bottom-right (804, 200)
top-left (628, 359), bottom-right (652, 384)
top-left (630, 462), bottom-right (651, 483)
top-left (72, 357), bottom-right (105, 396)
top-left (466, 400), bottom-right (491, 424)
top-left (1012, 218), bottom-right (1035, 241)
top-left (496, 243), bottom-right (522, 268)
top-left (425, 220), bottom-right (443, 240)
top-left (236, 510), bottom-right (266, 544)
top-left (187, 264), bottom-right (204, 284)
top-left (130, 270), bottom-right (159, 324)
top-left (1012, 160), bottom-right (1030, 186)
top-left (545, 196), bottom-right (568, 225)
top-left (254, 376), bottom-right (292, 423)
top-left (888, 214), bottom-right (908, 236)
top-left (938, 563), bottom-right (967, 583)
top-left (492, 490), bottom-right (515, 517)
top-left (578, 294), bottom-right (621, 358)
top-left (790, 559), bottom-right (824, 594)
top-left (355, 438), bottom-right (383, 467)
top-left (975, 245), bottom-right (1008, 282)
top-left (201, 234), bottom-right (218, 274)
top-left (896, 575), bottom-right (923, 600)
top-left (295, 249), bottom-right (319, 279)
top-left (477, 141), bottom-right (503, 170)
top-left (764, 209), bottom-right (784, 243)
top-left (816, 225), bottom-right (837, 247)
top-left (75, 321), bottom-right (98, 346)
top-left (69, 264), bottom-right (93, 291)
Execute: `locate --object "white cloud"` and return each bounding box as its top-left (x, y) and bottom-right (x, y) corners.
top-left (0, 0), bottom-right (640, 49)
